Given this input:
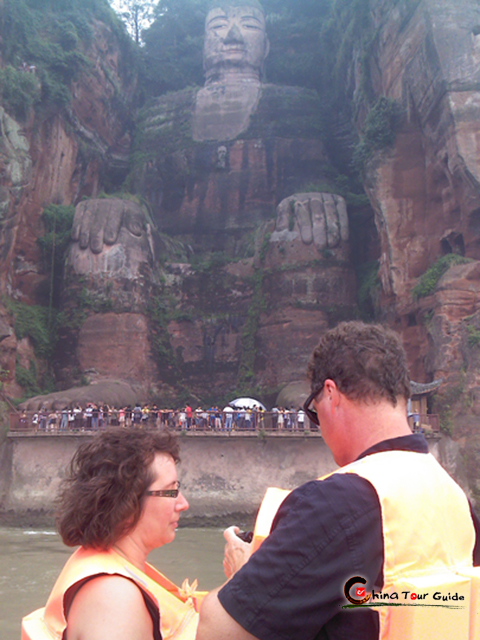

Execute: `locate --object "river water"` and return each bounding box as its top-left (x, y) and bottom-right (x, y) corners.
top-left (0, 526), bottom-right (226, 640)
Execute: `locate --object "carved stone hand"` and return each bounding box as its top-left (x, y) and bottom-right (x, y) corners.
top-left (71, 198), bottom-right (145, 254)
top-left (274, 192), bottom-right (349, 250)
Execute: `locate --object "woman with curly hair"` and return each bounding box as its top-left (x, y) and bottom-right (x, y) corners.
top-left (22, 429), bottom-right (201, 640)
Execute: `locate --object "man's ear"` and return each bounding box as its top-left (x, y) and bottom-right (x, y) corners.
top-left (323, 379), bottom-right (341, 407)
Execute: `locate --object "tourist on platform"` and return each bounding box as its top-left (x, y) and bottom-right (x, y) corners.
top-left (178, 410), bottom-right (186, 431)
top-left (19, 411), bottom-right (28, 429)
top-left (214, 408), bottom-right (222, 432)
top-left (39, 408), bottom-right (47, 431)
top-left (22, 429), bottom-right (196, 640)
top-left (91, 404), bottom-right (99, 430)
top-left (223, 406), bottom-right (233, 432)
top-left (276, 408), bottom-right (284, 430)
top-left (297, 408), bottom-right (305, 431)
top-left (257, 406), bottom-right (265, 430)
top-left (289, 407), bottom-right (297, 431)
top-left (60, 407), bottom-right (69, 431)
top-left (48, 410), bottom-right (58, 431)
top-left (270, 406), bottom-right (278, 431)
top-left (194, 407), bottom-right (201, 430)
top-left (133, 403), bottom-right (142, 427)
top-left (73, 405), bottom-right (82, 431)
top-left (85, 404), bottom-right (93, 430)
top-left (185, 404), bottom-right (193, 430)
top-left (197, 321), bottom-right (480, 640)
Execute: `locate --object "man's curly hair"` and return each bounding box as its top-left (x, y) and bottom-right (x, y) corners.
top-left (307, 321), bottom-right (410, 407)
top-left (56, 429), bottom-right (180, 550)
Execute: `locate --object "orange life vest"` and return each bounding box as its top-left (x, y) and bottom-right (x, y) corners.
top-left (21, 547), bottom-right (206, 640)
top-left (252, 450), bottom-right (479, 640)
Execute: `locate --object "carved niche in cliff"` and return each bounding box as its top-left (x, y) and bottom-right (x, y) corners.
top-left (61, 1), bottom-right (351, 396)
top-left (131, 0), bottom-right (329, 253)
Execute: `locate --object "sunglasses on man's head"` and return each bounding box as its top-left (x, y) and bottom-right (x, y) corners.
top-left (146, 481), bottom-right (181, 498)
top-left (303, 389), bottom-right (322, 426)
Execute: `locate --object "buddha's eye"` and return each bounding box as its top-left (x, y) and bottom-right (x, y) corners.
top-left (209, 19), bottom-right (228, 31)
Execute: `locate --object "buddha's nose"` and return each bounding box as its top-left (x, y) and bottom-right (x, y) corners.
top-left (224, 24), bottom-right (244, 45)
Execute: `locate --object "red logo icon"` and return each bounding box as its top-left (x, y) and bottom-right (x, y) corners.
top-left (356, 588), bottom-right (366, 597)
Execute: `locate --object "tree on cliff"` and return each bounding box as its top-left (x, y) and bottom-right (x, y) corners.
top-left (141, 0), bottom-right (207, 94)
top-left (112, 0), bottom-right (155, 44)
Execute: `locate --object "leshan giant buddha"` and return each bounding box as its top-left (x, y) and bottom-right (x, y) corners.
top-left (65, 0), bottom-right (353, 395)
top-left (131, 0), bottom-right (337, 254)
top-left (71, 0), bottom-right (343, 259)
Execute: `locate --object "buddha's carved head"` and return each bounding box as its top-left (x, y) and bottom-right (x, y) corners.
top-left (203, 1), bottom-right (270, 82)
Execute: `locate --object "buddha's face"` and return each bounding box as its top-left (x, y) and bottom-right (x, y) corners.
top-left (204, 5), bottom-right (269, 79)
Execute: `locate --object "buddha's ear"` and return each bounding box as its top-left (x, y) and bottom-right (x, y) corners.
top-left (264, 35), bottom-right (270, 60)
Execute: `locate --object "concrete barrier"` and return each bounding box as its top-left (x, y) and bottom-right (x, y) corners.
top-left (2, 431), bottom-right (457, 527)
top-left (0, 432), bottom-right (337, 526)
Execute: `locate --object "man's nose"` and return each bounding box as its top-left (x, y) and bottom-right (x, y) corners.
top-left (224, 23), bottom-right (244, 44)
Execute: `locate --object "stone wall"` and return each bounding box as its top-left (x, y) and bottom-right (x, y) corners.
top-left (0, 432), bottom-right (467, 527)
top-left (0, 433), bottom-right (338, 526)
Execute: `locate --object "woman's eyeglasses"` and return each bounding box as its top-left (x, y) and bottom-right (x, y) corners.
top-left (146, 481), bottom-right (181, 498)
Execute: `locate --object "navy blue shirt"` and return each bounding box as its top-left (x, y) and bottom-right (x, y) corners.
top-left (218, 435), bottom-right (479, 640)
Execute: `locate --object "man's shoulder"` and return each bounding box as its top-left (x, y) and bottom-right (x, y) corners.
top-left (273, 472), bottom-right (381, 532)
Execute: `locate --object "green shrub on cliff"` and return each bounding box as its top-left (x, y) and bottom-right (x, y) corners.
top-left (37, 204), bottom-right (75, 307)
top-left (4, 299), bottom-right (56, 360)
top-left (0, 0), bottom-right (131, 116)
top-left (412, 254), bottom-right (472, 299)
top-left (15, 360), bottom-right (40, 397)
top-left (0, 66), bottom-right (41, 120)
top-left (352, 97), bottom-right (404, 172)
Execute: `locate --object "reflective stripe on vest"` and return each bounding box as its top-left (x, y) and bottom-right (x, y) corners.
top-left (251, 450), bottom-right (477, 640)
top-left (21, 547), bottom-right (204, 640)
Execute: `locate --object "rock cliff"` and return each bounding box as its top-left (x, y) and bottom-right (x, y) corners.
top-left (354, 0), bottom-right (480, 499)
top-left (0, 0), bottom-right (480, 497)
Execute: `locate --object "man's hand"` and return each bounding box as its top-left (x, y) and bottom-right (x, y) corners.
top-left (223, 526), bottom-right (253, 579)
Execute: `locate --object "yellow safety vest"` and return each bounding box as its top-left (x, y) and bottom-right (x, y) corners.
top-left (21, 547), bottom-right (206, 640)
top-left (252, 450), bottom-right (480, 640)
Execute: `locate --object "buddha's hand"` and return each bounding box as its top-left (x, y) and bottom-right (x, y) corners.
top-left (275, 192), bottom-right (349, 249)
top-left (71, 198), bottom-right (146, 254)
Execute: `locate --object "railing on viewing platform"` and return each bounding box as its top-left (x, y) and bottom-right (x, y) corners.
top-left (8, 410), bottom-right (320, 436)
top-left (9, 411), bottom-right (442, 437)
top-left (407, 413), bottom-right (440, 433)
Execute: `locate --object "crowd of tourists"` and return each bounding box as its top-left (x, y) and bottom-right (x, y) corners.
top-left (15, 403), bottom-right (310, 433)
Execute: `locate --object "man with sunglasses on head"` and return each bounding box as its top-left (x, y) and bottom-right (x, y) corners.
top-left (197, 321), bottom-right (480, 640)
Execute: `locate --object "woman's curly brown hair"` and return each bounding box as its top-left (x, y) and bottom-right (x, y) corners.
top-left (56, 429), bottom-right (180, 550)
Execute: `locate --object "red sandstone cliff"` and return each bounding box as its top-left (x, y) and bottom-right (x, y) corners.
top-left (357, 0), bottom-right (480, 499)
top-left (0, 17), bottom-right (135, 395)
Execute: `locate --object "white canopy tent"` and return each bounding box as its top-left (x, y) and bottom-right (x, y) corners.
top-left (229, 397), bottom-right (267, 411)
